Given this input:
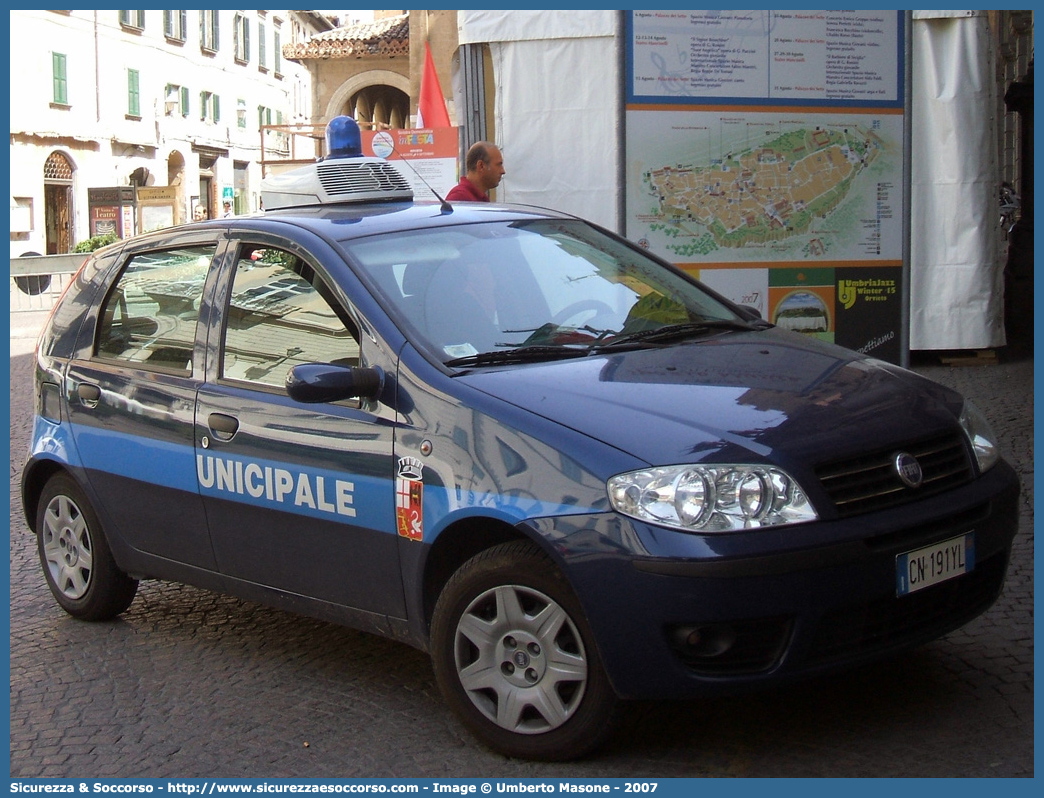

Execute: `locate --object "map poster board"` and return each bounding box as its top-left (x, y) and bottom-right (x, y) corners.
top-left (361, 127), bottom-right (459, 203)
top-left (625, 10), bottom-right (908, 364)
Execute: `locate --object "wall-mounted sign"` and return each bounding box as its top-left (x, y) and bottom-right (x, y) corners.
top-left (625, 10), bottom-right (909, 364)
top-left (87, 186), bottom-right (136, 238)
top-left (361, 127), bottom-right (458, 203)
top-left (136, 186), bottom-right (178, 233)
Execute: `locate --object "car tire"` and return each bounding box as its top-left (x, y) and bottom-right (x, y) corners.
top-left (36, 474), bottom-right (138, 621)
top-left (431, 540), bottom-right (621, 760)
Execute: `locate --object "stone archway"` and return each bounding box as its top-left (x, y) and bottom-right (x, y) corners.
top-left (325, 70), bottom-right (411, 129)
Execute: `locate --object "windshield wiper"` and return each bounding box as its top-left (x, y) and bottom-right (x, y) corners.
top-left (445, 345), bottom-right (589, 368)
top-left (592, 319), bottom-right (760, 351)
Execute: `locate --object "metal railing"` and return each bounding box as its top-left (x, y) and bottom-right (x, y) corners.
top-left (10, 254), bottom-right (85, 312)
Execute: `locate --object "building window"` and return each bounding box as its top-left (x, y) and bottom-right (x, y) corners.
top-left (165, 83), bottom-right (189, 117)
top-left (237, 98), bottom-right (247, 129)
top-left (52, 53), bottom-right (68, 105)
top-left (200, 10), bottom-right (218, 53)
top-left (163, 10), bottom-right (187, 42)
top-left (273, 29), bottom-right (282, 76)
top-left (127, 69), bottom-right (140, 117)
top-left (234, 13), bottom-right (250, 64)
top-left (119, 10), bottom-right (145, 30)
top-left (200, 91), bottom-right (219, 123)
top-left (258, 21), bottom-right (267, 70)
top-left (258, 105), bottom-right (272, 128)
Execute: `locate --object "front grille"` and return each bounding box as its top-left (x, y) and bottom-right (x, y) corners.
top-left (815, 432), bottom-right (973, 517)
top-left (317, 161), bottom-right (411, 197)
top-left (804, 551), bottom-right (1007, 665)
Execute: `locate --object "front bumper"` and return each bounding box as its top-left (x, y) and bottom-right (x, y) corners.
top-left (533, 460), bottom-right (1020, 700)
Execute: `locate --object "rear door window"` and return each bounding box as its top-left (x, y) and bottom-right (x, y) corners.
top-left (95, 246), bottom-right (214, 372)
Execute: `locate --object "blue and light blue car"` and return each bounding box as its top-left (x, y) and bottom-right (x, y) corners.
top-left (21, 118), bottom-right (1019, 760)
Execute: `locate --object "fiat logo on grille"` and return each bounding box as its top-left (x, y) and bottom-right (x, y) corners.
top-left (894, 452), bottom-right (923, 488)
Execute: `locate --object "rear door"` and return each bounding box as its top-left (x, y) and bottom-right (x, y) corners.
top-left (196, 234), bottom-right (405, 617)
top-left (65, 235), bottom-right (222, 569)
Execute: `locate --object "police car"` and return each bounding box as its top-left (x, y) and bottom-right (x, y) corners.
top-left (22, 117), bottom-right (1019, 761)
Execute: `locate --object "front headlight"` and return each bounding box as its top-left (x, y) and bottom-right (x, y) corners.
top-left (607, 464), bottom-right (817, 533)
top-left (959, 400), bottom-right (1000, 473)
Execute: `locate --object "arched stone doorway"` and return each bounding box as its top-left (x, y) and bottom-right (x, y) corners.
top-left (44, 151), bottom-right (75, 254)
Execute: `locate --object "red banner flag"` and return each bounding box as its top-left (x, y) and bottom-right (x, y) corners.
top-left (417, 41), bottom-right (451, 129)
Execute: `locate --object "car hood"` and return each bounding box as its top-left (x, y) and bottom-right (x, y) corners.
top-left (457, 330), bottom-right (964, 470)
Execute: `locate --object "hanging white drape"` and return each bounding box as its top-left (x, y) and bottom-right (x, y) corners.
top-left (458, 11), bottom-right (620, 231)
top-left (909, 11), bottom-right (1006, 349)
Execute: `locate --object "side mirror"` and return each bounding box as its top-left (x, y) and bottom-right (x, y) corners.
top-left (285, 362), bottom-right (383, 403)
top-left (735, 304), bottom-right (763, 321)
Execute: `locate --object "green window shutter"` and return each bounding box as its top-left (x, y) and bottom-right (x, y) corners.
top-left (200, 11), bottom-right (218, 51)
top-left (163, 10), bottom-right (172, 37)
top-left (128, 69), bottom-right (140, 116)
top-left (181, 86), bottom-right (189, 117)
top-left (274, 31), bottom-right (281, 74)
top-left (245, 19), bottom-right (251, 62)
top-left (213, 95), bottom-right (220, 123)
top-left (259, 23), bottom-right (266, 68)
top-left (121, 10), bottom-right (144, 29)
top-left (52, 53), bottom-right (68, 105)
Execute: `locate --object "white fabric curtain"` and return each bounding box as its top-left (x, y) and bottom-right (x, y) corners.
top-left (458, 11), bottom-right (621, 231)
top-left (910, 11), bottom-right (1006, 349)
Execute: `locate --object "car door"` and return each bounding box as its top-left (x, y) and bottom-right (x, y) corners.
top-left (65, 236), bottom-right (220, 570)
top-left (195, 236), bottom-right (405, 617)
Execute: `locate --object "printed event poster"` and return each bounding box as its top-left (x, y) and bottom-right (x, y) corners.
top-left (625, 10), bottom-right (908, 364)
top-left (361, 127), bottom-right (458, 202)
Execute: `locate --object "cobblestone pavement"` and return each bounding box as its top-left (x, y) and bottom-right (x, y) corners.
top-left (8, 338), bottom-right (1033, 778)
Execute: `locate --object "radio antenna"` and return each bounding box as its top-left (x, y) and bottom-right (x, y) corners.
top-left (387, 134), bottom-right (454, 214)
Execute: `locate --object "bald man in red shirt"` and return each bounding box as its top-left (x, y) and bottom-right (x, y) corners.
top-left (446, 141), bottom-right (506, 202)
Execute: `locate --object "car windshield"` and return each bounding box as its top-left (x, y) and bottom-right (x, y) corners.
top-left (343, 219), bottom-right (747, 366)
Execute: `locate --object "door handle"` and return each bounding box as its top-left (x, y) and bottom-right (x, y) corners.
top-left (77, 383), bottom-right (101, 408)
top-left (207, 412), bottom-right (240, 440)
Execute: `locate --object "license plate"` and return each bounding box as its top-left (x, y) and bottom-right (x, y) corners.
top-left (896, 533), bottom-right (975, 596)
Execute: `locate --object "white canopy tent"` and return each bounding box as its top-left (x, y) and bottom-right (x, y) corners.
top-left (456, 10), bottom-right (621, 231)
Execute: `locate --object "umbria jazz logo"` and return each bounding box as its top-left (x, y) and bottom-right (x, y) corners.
top-left (396, 456), bottom-right (425, 541)
top-left (839, 278), bottom-right (897, 310)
